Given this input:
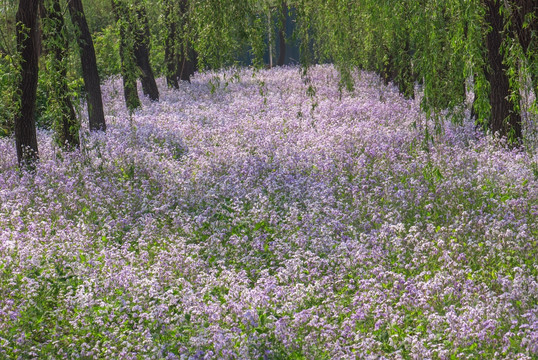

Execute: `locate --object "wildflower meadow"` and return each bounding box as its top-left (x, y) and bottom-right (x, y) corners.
top-left (1, 66), bottom-right (537, 359)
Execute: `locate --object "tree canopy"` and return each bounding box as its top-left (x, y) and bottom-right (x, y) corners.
top-left (1, 0), bottom-right (537, 165)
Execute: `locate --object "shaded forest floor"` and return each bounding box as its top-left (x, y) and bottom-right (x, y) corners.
top-left (0, 66), bottom-right (537, 359)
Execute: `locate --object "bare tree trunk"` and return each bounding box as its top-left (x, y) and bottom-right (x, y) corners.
top-left (178, 46), bottom-right (196, 82)
top-left (164, 0), bottom-right (179, 89)
top-left (68, 0), bottom-right (106, 131)
top-left (133, 4), bottom-right (159, 101)
top-left (176, 0), bottom-right (196, 82)
top-left (44, 0), bottom-right (79, 148)
top-left (14, 0), bottom-right (40, 166)
top-left (277, 1), bottom-right (287, 67)
top-left (484, 0), bottom-right (521, 141)
top-left (112, 0), bottom-right (141, 112)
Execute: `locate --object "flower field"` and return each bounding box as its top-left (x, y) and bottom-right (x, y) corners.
top-left (0, 65), bottom-right (537, 359)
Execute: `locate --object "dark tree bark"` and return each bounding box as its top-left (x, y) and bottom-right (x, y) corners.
top-left (177, 44), bottom-right (196, 82)
top-left (176, 0), bottom-right (196, 82)
top-left (277, 1), bottom-right (287, 67)
top-left (112, 0), bottom-right (141, 112)
top-left (44, 0), bottom-right (79, 148)
top-left (484, 0), bottom-right (522, 141)
top-left (164, 0), bottom-right (179, 89)
top-left (14, 0), bottom-right (40, 165)
top-left (509, 0), bottom-right (536, 53)
top-left (68, 0), bottom-right (106, 131)
top-left (508, 0), bottom-right (538, 98)
top-left (164, 0), bottom-right (196, 85)
top-left (133, 4), bottom-right (159, 101)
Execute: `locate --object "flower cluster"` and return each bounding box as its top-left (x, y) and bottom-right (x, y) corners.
top-left (0, 65), bottom-right (537, 359)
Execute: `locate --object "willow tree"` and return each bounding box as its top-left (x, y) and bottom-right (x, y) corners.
top-left (190, 0), bottom-right (266, 70)
top-left (292, 0), bottom-right (537, 143)
top-left (484, 0), bottom-right (521, 139)
top-left (14, 0), bottom-right (40, 165)
top-left (277, 1), bottom-right (287, 66)
top-left (43, 0), bottom-right (79, 148)
top-left (163, 0), bottom-right (196, 87)
top-left (505, 0), bottom-right (538, 125)
top-left (163, 0), bottom-right (181, 88)
top-left (112, 0), bottom-right (141, 112)
top-left (261, 0), bottom-right (289, 68)
top-left (68, 0), bottom-right (107, 131)
top-left (159, 0), bottom-right (281, 84)
top-left (113, 0), bottom-right (158, 111)
top-left (133, 2), bottom-right (159, 101)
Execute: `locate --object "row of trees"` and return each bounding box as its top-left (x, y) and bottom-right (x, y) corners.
top-left (298, 0), bottom-right (537, 143)
top-left (6, 0), bottom-right (290, 166)
top-left (4, 0), bottom-right (538, 166)
top-left (14, 0), bottom-right (106, 165)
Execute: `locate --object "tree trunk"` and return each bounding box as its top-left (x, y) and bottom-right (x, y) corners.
top-left (508, 0), bottom-right (537, 103)
top-left (134, 4), bottom-right (159, 101)
top-left (164, 0), bottom-right (179, 89)
top-left (112, 0), bottom-right (141, 112)
top-left (44, 0), bottom-right (79, 148)
top-left (68, 0), bottom-right (106, 131)
top-left (14, 0), bottom-right (40, 166)
top-left (509, 0), bottom-right (535, 53)
top-left (484, 0), bottom-right (521, 141)
top-left (176, 0), bottom-right (196, 82)
top-left (277, 1), bottom-right (287, 67)
top-left (178, 45), bottom-right (196, 82)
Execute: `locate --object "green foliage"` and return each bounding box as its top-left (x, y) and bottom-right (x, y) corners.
top-left (35, 68), bottom-right (84, 128)
top-left (38, 0), bottom-right (81, 148)
top-left (292, 0), bottom-right (537, 143)
top-left (0, 2), bottom-right (20, 137)
top-left (112, 0), bottom-right (142, 112)
top-left (0, 52), bottom-right (18, 137)
top-left (191, 0), bottom-right (266, 69)
top-left (35, 71), bottom-right (55, 130)
top-left (81, 0), bottom-right (116, 32)
top-left (94, 24), bottom-right (121, 79)
top-left (5, 0), bottom-right (537, 144)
